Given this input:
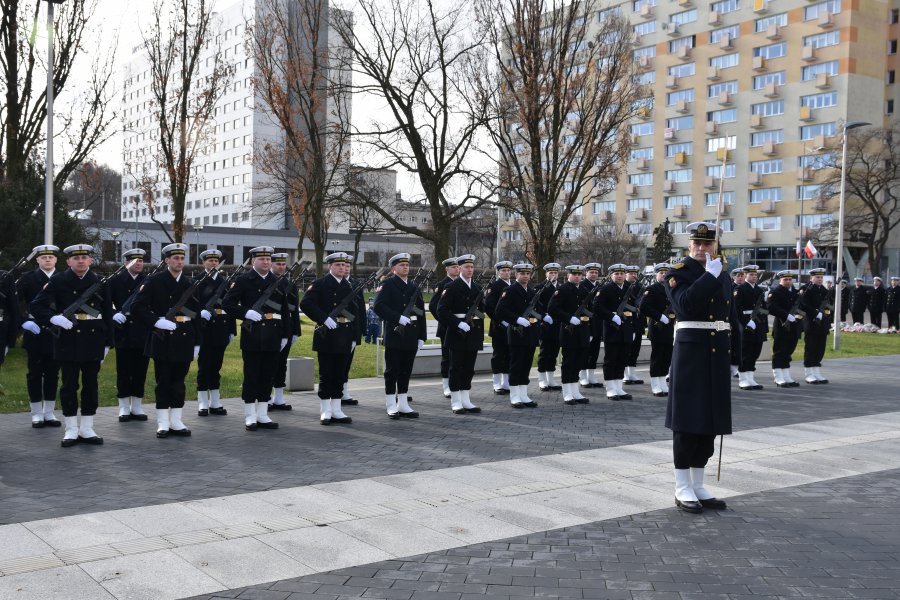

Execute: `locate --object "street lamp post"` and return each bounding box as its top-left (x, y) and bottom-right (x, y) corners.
top-left (832, 120), bottom-right (870, 351)
top-left (43, 0), bottom-right (67, 245)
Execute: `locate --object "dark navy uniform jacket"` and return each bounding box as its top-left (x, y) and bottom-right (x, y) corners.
top-left (0, 270), bottom-right (19, 357)
top-left (194, 272), bottom-right (238, 347)
top-left (849, 285), bottom-right (869, 314)
top-left (373, 274), bottom-right (427, 350)
top-left (277, 276), bottom-right (302, 339)
top-left (579, 279), bottom-right (604, 340)
top-left (887, 285), bottom-right (900, 312)
top-left (496, 282), bottom-right (540, 348)
top-left (109, 269), bottom-right (150, 350)
top-left (547, 281), bottom-right (590, 349)
top-left (16, 268), bottom-right (54, 355)
top-left (346, 276), bottom-right (366, 345)
top-left (735, 281), bottom-right (768, 344)
top-left (223, 269), bottom-right (290, 352)
top-left (30, 268), bottom-right (113, 363)
top-left (484, 279), bottom-right (511, 339)
top-left (298, 273), bottom-right (357, 353)
top-left (594, 281), bottom-right (635, 344)
top-left (767, 283), bottom-right (800, 331)
top-left (799, 282), bottom-right (832, 331)
top-left (429, 276), bottom-right (455, 339)
top-left (537, 280), bottom-right (559, 344)
top-left (436, 277), bottom-right (485, 351)
top-left (638, 280), bottom-right (674, 344)
top-left (131, 270), bottom-right (200, 362)
top-left (663, 257), bottom-right (734, 436)
top-left (869, 285), bottom-right (886, 313)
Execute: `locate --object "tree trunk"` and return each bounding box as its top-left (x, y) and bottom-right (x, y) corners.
top-left (429, 215), bottom-right (451, 272)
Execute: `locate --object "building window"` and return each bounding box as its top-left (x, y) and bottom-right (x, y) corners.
top-left (707, 135), bottom-right (737, 153)
top-left (755, 13), bottom-right (787, 32)
top-left (711, 0), bottom-right (740, 14)
top-left (804, 1), bottom-right (841, 22)
top-left (709, 53), bottom-right (739, 70)
top-left (668, 35), bottom-right (695, 53)
top-left (705, 191), bottom-right (734, 205)
top-left (892, 8), bottom-right (900, 24)
top-left (630, 122), bottom-right (655, 136)
top-left (751, 129), bottom-right (784, 147)
top-left (801, 91), bottom-right (838, 109)
top-left (801, 61), bottom-right (839, 81)
top-left (708, 80), bottom-right (738, 97)
top-left (705, 163), bottom-right (736, 178)
top-left (708, 25), bottom-right (739, 44)
top-left (890, 40), bottom-right (898, 55)
top-left (628, 173), bottom-right (653, 186)
top-left (592, 201), bottom-right (616, 213)
top-left (749, 216), bottom-right (781, 231)
top-left (668, 220), bottom-right (690, 235)
top-left (665, 169), bottom-right (692, 183)
top-left (664, 195), bottom-right (692, 209)
top-left (888, 99), bottom-right (895, 115)
top-left (666, 89), bottom-right (695, 105)
top-left (633, 46), bottom-right (656, 61)
top-left (633, 0), bottom-right (656, 10)
top-left (753, 42), bottom-right (787, 60)
top-left (797, 214), bottom-right (833, 229)
top-left (800, 122), bottom-right (836, 140)
top-left (888, 70), bottom-right (896, 85)
top-left (798, 184), bottom-right (827, 200)
top-left (751, 100), bottom-right (785, 116)
top-left (750, 159), bottom-right (783, 174)
top-left (666, 115), bottom-right (694, 130)
top-left (671, 9), bottom-right (697, 26)
top-left (753, 71), bottom-right (786, 89)
top-left (665, 142), bottom-right (693, 157)
top-left (626, 223), bottom-right (652, 236)
top-left (750, 187), bottom-right (782, 203)
top-left (707, 108), bottom-right (737, 123)
top-left (634, 21), bottom-right (656, 36)
top-left (668, 63), bottom-right (695, 77)
top-left (630, 147), bottom-right (654, 160)
top-left (804, 31), bottom-right (840, 48)
top-left (627, 198), bottom-right (651, 212)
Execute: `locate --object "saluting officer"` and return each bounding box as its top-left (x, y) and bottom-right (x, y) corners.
top-left (799, 267), bottom-right (831, 384)
top-left (30, 244), bottom-right (112, 447)
top-left (374, 253), bottom-right (426, 418)
top-left (270, 253), bottom-right (300, 410)
top-left (767, 270), bottom-right (802, 388)
top-left (887, 276), bottom-right (900, 330)
top-left (16, 245), bottom-right (61, 428)
top-left (298, 252), bottom-right (357, 425)
top-left (496, 263), bottom-right (540, 408)
top-left (536, 263), bottom-right (562, 391)
top-left (729, 268), bottom-right (745, 379)
top-left (485, 260), bottom-right (513, 395)
top-left (429, 257), bottom-right (459, 398)
top-left (223, 246), bottom-right (289, 430)
top-left (578, 263), bottom-right (603, 389)
top-left (595, 264), bottom-right (633, 400)
top-left (664, 222), bottom-right (732, 514)
top-left (623, 265), bottom-right (645, 385)
top-left (110, 248), bottom-right (151, 423)
top-left (637, 263), bottom-right (674, 397)
top-left (435, 254), bottom-right (484, 414)
top-left (849, 277), bottom-right (868, 324)
top-left (547, 265), bottom-right (590, 405)
top-left (194, 249), bottom-right (234, 416)
top-left (869, 276), bottom-right (886, 328)
top-left (735, 265), bottom-right (766, 390)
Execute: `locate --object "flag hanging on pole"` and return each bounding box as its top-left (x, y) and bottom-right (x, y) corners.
top-left (805, 240), bottom-right (817, 258)
top-left (795, 239), bottom-right (802, 257)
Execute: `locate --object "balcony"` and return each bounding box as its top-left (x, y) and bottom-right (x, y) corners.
top-left (799, 106), bottom-right (814, 121)
top-left (748, 171), bottom-right (763, 186)
top-left (673, 204), bottom-right (687, 218)
top-left (815, 73), bottom-right (831, 89)
top-left (762, 141), bottom-right (778, 156)
top-left (663, 179), bottom-right (676, 193)
top-left (752, 56), bottom-right (767, 72)
top-left (674, 151), bottom-right (688, 165)
top-left (667, 23), bottom-right (681, 37)
top-left (677, 0), bottom-right (693, 7)
top-left (635, 207), bottom-right (649, 220)
top-left (636, 157), bottom-right (649, 170)
top-left (818, 11), bottom-right (834, 28)
top-left (638, 55), bottom-right (653, 70)
top-left (750, 114), bottom-right (764, 129)
top-left (716, 202), bottom-right (729, 216)
top-left (595, 210), bottom-right (613, 222)
top-left (637, 106), bottom-right (652, 120)
top-left (632, 34), bottom-right (642, 47)
top-left (704, 175), bottom-right (719, 189)
top-left (676, 45), bottom-right (692, 60)
top-left (802, 45), bottom-right (817, 62)
top-left (639, 4), bottom-right (653, 18)
top-left (812, 197), bottom-right (829, 211)
top-left (753, 0), bottom-right (768, 14)
top-left (718, 91), bottom-right (733, 106)
top-left (760, 199), bottom-right (777, 213)
top-left (675, 99), bottom-right (690, 114)
top-left (707, 66), bottom-right (720, 80)
top-left (626, 183), bottom-right (637, 196)
top-left (666, 75), bottom-right (679, 89)
top-left (719, 34), bottom-right (734, 50)
top-left (708, 11), bottom-right (721, 26)
top-left (747, 227), bottom-right (761, 241)
top-left (813, 134), bottom-right (830, 149)
top-left (764, 83), bottom-right (780, 98)
top-left (797, 167), bottom-right (813, 182)
top-left (705, 120), bottom-right (718, 135)
top-left (663, 127), bottom-right (677, 140)
top-left (766, 24), bottom-right (782, 41)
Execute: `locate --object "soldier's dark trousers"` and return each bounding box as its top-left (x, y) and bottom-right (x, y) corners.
top-left (439, 337), bottom-right (451, 378)
top-left (116, 347), bottom-right (149, 398)
top-left (244, 350), bottom-right (280, 402)
top-left (560, 346), bottom-right (581, 384)
top-left (729, 325), bottom-right (742, 366)
top-left (602, 341), bottom-right (627, 380)
top-left (197, 344), bottom-right (227, 391)
top-left (771, 322), bottom-right (799, 369)
top-left (59, 361), bottom-right (100, 417)
top-left (491, 331), bottom-right (510, 374)
top-left (851, 310), bottom-right (865, 324)
top-left (739, 332), bottom-right (764, 372)
top-left (583, 335), bottom-right (602, 371)
top-left (384, 348), bottom-right (416, 394)
top-left (26, 349), bottom-right (59, 402)
top-left (649, 341), bottom-right (673, 378)
top-left (888, 310), bottom-right (900, 330)
top-left (870, 310), bottom-right (883, 328)
top-left (154, 359), bottom-right (190, 409)
top-left (448, 348), bottom-right (478, 392)
top-left (537, 327), bottom-right (560, 372)
top-left (316, 351), bottom-right (350, 399)
top-left (273, 342), bottom-right (291, 389)
top-left (803, 322), bottom-right (828, 367)
top-left (840, 308), bottom-right (848, 322)
top-left (627, 328), bottom-right (642, 367)
top-left (509, 346), bottom-right (536, 386)
top-left (673, 431), bottom-right (716, 469)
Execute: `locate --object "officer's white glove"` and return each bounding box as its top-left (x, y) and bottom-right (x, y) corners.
top-left (746, 319), bottom-right (757, 330)
top-left (324, 317), bottom-right (337, 329)
top-left (568, 316), bottom-right (580, 326)
top-left (704, 253), bottom-right (723, 278)
top-left (112, 312), bottom-right (127, 325)
top-left (244, 309), bottom-right (262, 322)
top-left (787, 314), bottom-right (796, 323)
top-left (398, 315), bottom-right (411, 326)
top-left (280, 338), bottom-right (288, 351)
top-left (22, 320), bottom-right (40, 335)
top-left (50, 315), bottom-right (73, 330)
top-left (457, 321), bottom-right (471, 333)
top-left (351, 341), bottom-right (356, 352)
top-left (542, 314), bottom-right (553, 324)
top-left (229, 334), bottom-right (235, 343)
top-left (660, 315), bottom-right (670, 325)
top-left (200, 309), bottom-right (212, 321)
top-left (154, 318), bottom-right (177, 331)
top-left (816, 311), bottom-right (823, 321)
top-left (417, 339), bottom-right (425, 350)
top-left (612, 314), bottom-right (622, 326)
top-left (291, 334), bottom-right (299, 345)
top-left (501, 321), bottom-right (509, 328)
top-left (194, 345), bottom-right (201, 359)
top-left (516, 317), bottom-right (530, 328)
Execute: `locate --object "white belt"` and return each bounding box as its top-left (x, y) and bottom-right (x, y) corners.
top-left (741, 310), bottom-right (753, 315)
top-left (263, 313), bottom-right (282, 320)
top-left (74, 313), bottom-right (103, 321)
top-left (675, 320), bottom-right (729, 332)
top-left (174, 315), bottom-right (192, 322)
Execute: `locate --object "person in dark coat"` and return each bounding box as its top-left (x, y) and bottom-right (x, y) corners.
top-left (536, 263), bottom-right (562, 391)
top-left (194, 249), bottom-right (235, 416)
top-left (429, 257), bottom-right (459, 398)
top-left (30, 244), bottom-right (113, 447)
top-left (298, 252), bottom-right (357, 425)
top-left (799, 267), bottom-right (831, 384)
top-left (269, 253), bottom-right (300, 410)
top-left (374, 253), bottom-right (427, 418)
top-left (548, 265), bottom-right (591, 405)
top-left (485, 260), bottom-right (513, 394)
top-left (868, 276), bottom-right (886, 328)
top-left (637, 263), bottom-right (674, 397)
top-left (767, 270), bottom-right (802, 388)
top-left (728, 267), bottom-right (745, 379)
top-left (594, 264), bottom-right (635, 400)
top-left (496, 263), bottom-right (540, 408)
top-left (735, 265), bottom-right (767, 390)
top-left (849, 277), bottom-right (869, 324)
top-left (337, 270), bottom-right (366, 406)
top-left (623, 265), bottom-right (646, 385)
top-left (0, 266), bottom-right (16, 375)
top-left (223, 246), bottom-right (290, 429)
top-left (578, 263), bottom-right (603, 388)
top-left (435, 254), bottom-right (484, 414)
top-left (887, 276), bottom-right (900, 330)
top-left (16, 245), bottom-right (61, 428)
top-left (838, 279), bottom-right (850, 323)
top-left (663, 222), bottom-right (732, 514)
top-left (110, 248), bottom-right (151, 423)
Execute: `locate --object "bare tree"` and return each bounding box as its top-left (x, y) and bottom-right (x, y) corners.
top-left (136, 0), bottom-right (233, 243)
top-left (331, 0), bottom-right (493, 270)
top-left (1, 0), bottom-right (117, 184)
top-left (472, 0), bottom-right (643, 270)
top-left (61, 160), bottom-right (121, 222)
top-left (559, 216), bottom-right (644, 268)
top-left (342, 168), bottom-right (391, 274)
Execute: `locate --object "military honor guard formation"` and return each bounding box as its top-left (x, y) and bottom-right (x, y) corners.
top-left (0, 221), bottom-right (857, 513)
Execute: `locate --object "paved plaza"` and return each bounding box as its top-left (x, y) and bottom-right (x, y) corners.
top-left (0, 355), bottom-right (899, 599)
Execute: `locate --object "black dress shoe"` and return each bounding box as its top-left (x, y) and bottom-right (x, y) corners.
top-left (78, 435), bottom-right (103, 445)
top-left (623, 379), bottom-right (644, 385)
top-left (465, 406), bottom-right (481, 413)
top-left (563, 399), bottom-right (577, 405)
top-left (169, 427), bottom-right (192, 436)
top-left (398, 411), bottom-right (419, 418)
top-left (608, 396), bottom-right (622, 401)
top-left (61, 437), bottom-right (79, 447)
top-left (539, 386), bottom-right (551, 392)
top-left (157, 429), bottom-right (169, 438)
top-left (699, 497), bottom-right (727, 510)
top-left (407, 396), bottom-right (413, 403)
top-left (32, 420), bottom-right (46, 428)
top-left (388, 412), bottom-right (401, 420)
top-left (44, 419), bottom-right (61, 427)
top-left (118, 414), bottom-right (131, 423)
top-left (494, 389), bottom-right (510, 395)
top-left (130, 413), bottom-right (149, 421)
top-left (197, 409), bottom-right (209, 417)
top-left (443, 392), bottom-right (451, 398)
top-left (270, 403), bottom-right (292, 410)
top-left (617, 393), bottom-right (633, 400)
top-left (452, 408), bottom-right (467, 414)
top-left (332, 416), bottom-right (352, 424)
top-left (775, 382), bottom-right (792, 388)
top-left (652, 391), bottom-right (669, 397)
top-left (817, 379), bottom-right (829, 384)
top-left (592, 383), bottom-right (605, 388)
top-left (788, 381), bottom-right (800, 387)
top-left (209, 407), bottom-right (227, 415)
top-left (512, 402), bottom-right (526, 409)
top-left (523, 401), bottom-right (538, 408)
top-left (320, 417), bottom-right (332, 425)
top-left (245, 422), bottom-right (258, 431)
top-left (575, 397), bottom-right (590, 404)
top-left (675, 498), bottom-right (703, 513)
top-left (257, 421), bottom-right (279, 429)
top-left (752, 384), bottom-right (764, 390)
top-left (341, 398), bottom-right (358, 405)
top-left (550, 385), bottom-right (562, 390)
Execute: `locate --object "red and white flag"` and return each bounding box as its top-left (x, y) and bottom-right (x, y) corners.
top-left (795, 239), bottom-right (802, 257)
top-left (805, 240), bottom-right (817, 258)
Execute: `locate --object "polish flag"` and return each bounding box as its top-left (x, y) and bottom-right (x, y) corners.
top-left (795, 239), bottom-right (802, 257)
top-left (805, 240), bottom-right (817, 258)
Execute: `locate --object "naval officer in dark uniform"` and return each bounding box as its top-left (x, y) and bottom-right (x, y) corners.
top-left (735, 265), bottom-right (766, 390)
top-left (849, 277), bottom-right (868, 324)
top-left (728, 267), bottom-right (745, 379)
top-left (429, 257), bottom-right (459, 398)
top-left (547, 265), bottom-right (590, 405)
top-left (578, 263), bottom-right (603, 388)
top-left (270, 252), bottom-right (300, 410)
top-left (767, 270), bottom-right (802, 388)
top-left (887, 276), bottom-right (900, 330)
top-left (595, 264), bottom-right (634, 400)
top-left (496, 263), bottom-right (540, 408)
top-left (485, 260), bottom-right (513, 395)
top-left (536, 263), bottom-right (562, 391)
top-left (869, 276), bottom-right (886, 328)
top-left (110, 248), bottom-right (151, 423)
top-left (799, 267), bottom-right (831, 384)
top-left (637, 263), bottom-right (674, 397)
top-left (622, 265), bottom-right (645, 385)
top-left (374, 253), bottom-right (427, 418)
top-left (194, 249), bottom-right (234, 416)
top-left (663, 222), bottom-right (731, 514)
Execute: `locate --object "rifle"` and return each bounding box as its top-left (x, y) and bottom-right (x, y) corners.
top-left (512, 279), bottom-right (551, 334)
top-left (612, 278), bottom-right (641, 327)
top-left (459, 275), bottom-right (496, 334)
top-left (290, 261), bottom-right (313, 287)
top-left (315, 268), bottom-right (386, 333)
top-left (240, 261), bottom-right (303, 331)
top-left (52, 259), bottom-right (136, 338)
top-left (116, 261), bottom-right (167, 324)
top-left (0, 250), bottom-right (38, 299)
top-left (153, 267), bottom-right (220, 339)
top-left (565, 279), bottom-right (602, 332)
top-left (201, 258), bottom-right (248, 313)
top-left (784, 288), bottom-right (807, 328)
top-left (392, 264), bottom-right (431, 335)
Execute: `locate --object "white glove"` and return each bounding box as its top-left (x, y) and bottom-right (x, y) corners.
top-left (418, 339), bottom-right (425, 350)
top-left (516, 317), bottom-right (530, 328)
top-left (351, 341), bottom-right (356, 352)
top-left (659, 315), bottom-right (670, 325)
top-left (746, 319), bottom-right (757, 330)
top-left (229, 334), bottom-right (235, 343)
top-left (22, 320), bottom-right (40, 335)
top-left (244, 309), bottom-right (262, 322)
top-left (816, 311), bottom-right (823, 321)
top-left (457, 321), bottom-right (471, 333)
top-left (193, 345), bottom-right (200, 359)
top-left (633, 333), bottom-right (637, 341)
top-left (324, 317), bottom-right (337, 329)
top-left (50, 315), bottom-right (74, 330)
top-left (543, 314), bottom-right (553, 324)
top-left (501, 321), bottom-right (509, 328)
top-left (704, 253), bottom-right (723, 278)
top-left (280, 338), bottom-right (288, 351)
top-left (200, 309), bottom-right (212, 321)
top-left (787, 313), bottom-right (796, 322)
top-left (568, 316), bottom-right (580, 326)
top-left (154, 318), bottom-right (177, 331)
top-left (112, 312), bottom-right (127, 325)
top-left (291, 334), bottom-right (299, 345)
top-left (612, 314), bottom-right (622, 326)
top-left (398, 315), bottom-right (411, 326)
